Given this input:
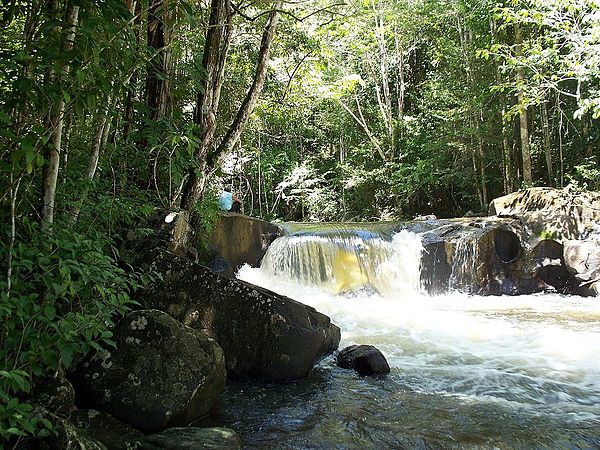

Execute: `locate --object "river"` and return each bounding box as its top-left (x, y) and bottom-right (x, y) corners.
top-left (219, 228), bottom-right (600, 449)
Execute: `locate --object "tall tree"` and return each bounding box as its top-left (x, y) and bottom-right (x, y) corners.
top-left (41, 1), bottom-right (79, 230)
top-left (514, 21), bottom-right (532, 185)
top-left (180, 0), bottom-right (282, 215)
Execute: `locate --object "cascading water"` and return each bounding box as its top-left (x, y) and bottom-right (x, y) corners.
top-left (225, 227), bottom-right (600, 448)
top-left (259, 229), bottom-right (423, 297)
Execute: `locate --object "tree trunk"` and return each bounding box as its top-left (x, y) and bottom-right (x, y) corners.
top-left (180, 0), bottom-right (231, 212)
top-left (146, 0), bottom-right (171, 121)
top-left (214, 4), bottom-right (281, 159)
top-left (515, 22), bottom-right (532, 185)
top-left (41, 2), bottom-right (79, 230)
top-left (68, 98), bottom-right (114, 223)
top-left (144, 0), bottom-right (172, 190)
top-left (540, 99), bottom-right (553, 185)
top-left (181, 0), bottom-right (280, 213)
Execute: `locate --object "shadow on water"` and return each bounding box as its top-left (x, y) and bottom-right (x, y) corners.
top-left (205, 358), bottom-right (600, 449)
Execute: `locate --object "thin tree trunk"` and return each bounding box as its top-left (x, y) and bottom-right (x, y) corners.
top-left (68, 99), bottom-right (112, 224)
top-left (338, 98), bottom-right (385, 160)
top-left (515, 22), bottom-right (532, 185)
top-left (214, 4), bottom-right (281, 159)
top-left (6, 171), bottom-right (21, 299)
top-left (371, 0), bottom-right (393, 151)
top-left (557, 94), bottom-right (564, 187)
top-left (145, 0), bottom-right (173, 189)
top-left (61, 111), bottom-right (72, 184)
top-left (41, 2), bottom-right (79, 230)
top-left (540, 99), bottom-right (553, 185)
top-left (146, 0), bottom-right (171, 121)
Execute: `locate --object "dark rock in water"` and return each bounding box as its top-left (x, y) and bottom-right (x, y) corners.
top-left (71, 410), bottom-right (146, 450)
top-left (145, 427), bottom-right (240, 449)
top-left (337, 345), bottom-right (390, 376)
top-left (137, 251), bottom-right (341, 381)
top-left (420, 239), bottom-right (452, 294)
top-left (72, 309), bottom-right (226, 433)
top-left (32, 377), bottom-right (75, 416)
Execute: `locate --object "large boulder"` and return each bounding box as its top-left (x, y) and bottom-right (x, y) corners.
top-left (488, 187), bottom-right (600, 243)
top-left (72, 310), bottom-right (226, 433)
top-left (137, 251), bottom-right (341, 381)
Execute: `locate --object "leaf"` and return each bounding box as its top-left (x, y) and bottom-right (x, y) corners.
top-left (44, 304), bottom-right (56, 321)
top-left (60, 347), bottom-right (74, 369)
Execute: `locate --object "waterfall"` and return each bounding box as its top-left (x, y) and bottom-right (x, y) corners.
top-left (259, 228), bottom-right (423, 297)
top-left (236, 223), bottom-right (600, 448)
top-left (448, 237), bottom-right (479, 292)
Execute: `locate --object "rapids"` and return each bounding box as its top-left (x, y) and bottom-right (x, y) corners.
top-left (222, 228), bottom-right (600, 448)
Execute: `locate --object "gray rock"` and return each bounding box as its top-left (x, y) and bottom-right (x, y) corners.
top-left (32, 376), bottom-right (75, 416)
top-left (71, 409), bottom-right (146, 450)
top-left (138, 251), bottom-right (341, 381)
top-left (488, 187), bottom-right (600, 243)
top-left (17, 407), bottom-right (108, 450)
top-left (72, 310), bottom-right (226, 433)
top-left (564, 239), bottom-right (600, 295)
top-left (337, 345), bottom-right (391, 376)
top-left (145, 427), bottom-right (240, 449)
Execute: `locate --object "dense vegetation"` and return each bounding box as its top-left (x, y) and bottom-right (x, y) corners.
top-left (1, 0), bottom-right (598, 443)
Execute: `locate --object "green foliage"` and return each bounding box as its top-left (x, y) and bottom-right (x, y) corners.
top-left (0, 220), bottom-right (140, 441)
top-left (540, 229), bottom-right (557, 240)
top-left (195, 190), bottom-right (222, 259)
top-left (568, 157), bottom-right (600, 191)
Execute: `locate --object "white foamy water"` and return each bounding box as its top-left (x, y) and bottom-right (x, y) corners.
top-left (238, 230), bottom-right (600, 415)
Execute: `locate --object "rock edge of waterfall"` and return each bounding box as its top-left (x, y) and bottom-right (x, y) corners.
top-left (420, 187), bottom-right (600, 296)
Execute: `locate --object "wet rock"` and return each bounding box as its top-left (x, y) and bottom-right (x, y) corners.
top-left (17, 407), bottom-right (108, 450)
top-left (72, 310), bottom-right (226, 433)
top-left (32, 377), bottom-right (75, 416)
top-left (564, 239), bottom-right (600, 296)
top-left (71, 410), bottom-right (146, 450)
top-left (145, 427), bottom-right (240, 450)
top-left (137, 251), bottom-right (341, 381)
top-left (337, 345), bottom-right (390, 376)
top-left (209, 213), bottom-right (283, 277)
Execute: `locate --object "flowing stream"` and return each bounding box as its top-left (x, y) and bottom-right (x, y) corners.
top-left (218, 227), bottom-right (600, 449)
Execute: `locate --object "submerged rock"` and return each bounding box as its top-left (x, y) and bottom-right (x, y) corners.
top-left (337, 345), bottom-right (391, 376)
top-left (72, 310), bottom-right (226, 433)
top-left (138, 251), bottom-right (341, 381)
top-left (145, 427), bottom-right (240, 449)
